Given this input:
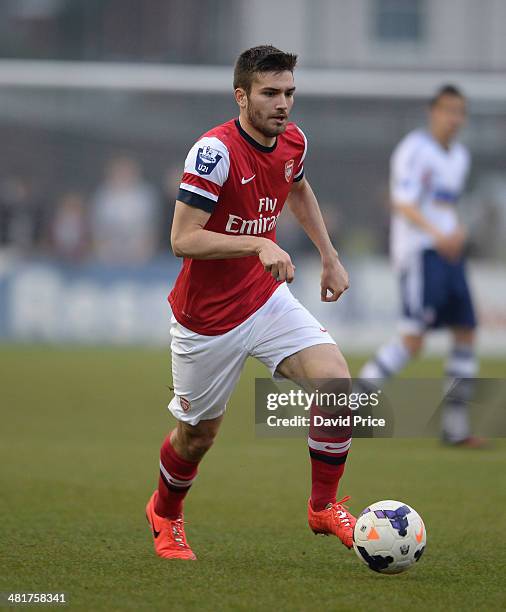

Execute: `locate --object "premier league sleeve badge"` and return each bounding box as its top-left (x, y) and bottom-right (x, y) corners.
top-left (196, 145), bottom-right (223, 176)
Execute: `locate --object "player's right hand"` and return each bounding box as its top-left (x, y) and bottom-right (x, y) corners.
top-left (434, 227), bottom-right (467, 261)
top-left (256, 238), bottom-right (295, 283)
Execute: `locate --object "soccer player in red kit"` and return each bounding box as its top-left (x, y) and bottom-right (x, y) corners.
top-left (146, 45), bottom-right (356, 559)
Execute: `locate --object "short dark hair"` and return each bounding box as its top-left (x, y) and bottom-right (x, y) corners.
top-left (233, 45), bottom-right (298, 93)
top-left (430, 84), bottom-right (465, 107)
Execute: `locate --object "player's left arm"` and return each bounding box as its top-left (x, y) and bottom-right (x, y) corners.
top-left (287, 177), bottom-right (349, 302)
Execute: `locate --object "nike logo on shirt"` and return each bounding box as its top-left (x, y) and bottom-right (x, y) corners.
top-left (241, 174), bottom-right (256, 184)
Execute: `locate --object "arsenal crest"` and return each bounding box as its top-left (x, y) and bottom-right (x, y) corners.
top-left (285, 159), bottom-right (294, 182)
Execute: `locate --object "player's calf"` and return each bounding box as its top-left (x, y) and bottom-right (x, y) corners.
top-left (171, 416), bottom-right (222, 462)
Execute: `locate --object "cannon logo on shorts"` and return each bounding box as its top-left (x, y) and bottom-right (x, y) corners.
top-left (179, 396), bottom-right (191, 412)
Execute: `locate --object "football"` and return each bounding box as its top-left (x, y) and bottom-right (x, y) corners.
top-left (353, 500), bottom-right (427, 574)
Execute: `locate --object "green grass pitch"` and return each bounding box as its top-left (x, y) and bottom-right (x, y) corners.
top-left (1, 345), bottom-right (505, 611)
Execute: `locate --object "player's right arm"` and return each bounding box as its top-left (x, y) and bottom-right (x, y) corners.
top-left (171, 202), bottom-right (295, 282)
top-left (391, 135), bottom-right (465, 260)
top-left (171, 135), bottom-right (294, 281)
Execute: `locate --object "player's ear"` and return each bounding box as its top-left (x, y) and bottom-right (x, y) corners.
top-left (235, 88), bottom-right (247, 109)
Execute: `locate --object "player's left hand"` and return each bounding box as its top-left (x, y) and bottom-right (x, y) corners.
top-left (320, 257), bottom-right (349, 302)
top-left (435, 226), bottom-right (468, 262)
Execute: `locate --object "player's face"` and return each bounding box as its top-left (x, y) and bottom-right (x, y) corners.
top-left (244, 71), bottom-right (295, 138)
top-left (430, 94), bottom-right (467, 139)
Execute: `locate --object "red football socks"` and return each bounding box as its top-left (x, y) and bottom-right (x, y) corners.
top-left (308, 404), bottom-right (352, 511)
top-left (155, 433), bottom-right (199, 519)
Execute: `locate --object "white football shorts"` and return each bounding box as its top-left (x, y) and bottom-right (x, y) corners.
top-left (168, 283), bottom-right (335, 425)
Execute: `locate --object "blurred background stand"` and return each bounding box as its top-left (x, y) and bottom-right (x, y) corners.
top-left (0, 0), bottom-right (504, 351)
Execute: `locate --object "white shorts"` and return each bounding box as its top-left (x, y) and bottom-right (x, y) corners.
top-left (168, 283), bottom-right (336, 425)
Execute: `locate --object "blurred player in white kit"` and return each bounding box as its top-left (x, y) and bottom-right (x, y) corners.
top-left (360, 85), bottom-right (484, 447)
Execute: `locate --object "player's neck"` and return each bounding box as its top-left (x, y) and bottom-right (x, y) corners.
top-left (238, 115), bottom-right (276, 148)
top-left (429, 126), bottom-right (453, 150)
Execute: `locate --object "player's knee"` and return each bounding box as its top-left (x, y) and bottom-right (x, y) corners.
top-left (402, 335), bottom-right (424, 357)
top-left (333, 366), bottom-right (352, 396)
top-left (319, 353), bottom-right (351, 382)
top-left (335, 359), bottom-right (352, 382)
top-left (452, 327), bottom-right (475, 346)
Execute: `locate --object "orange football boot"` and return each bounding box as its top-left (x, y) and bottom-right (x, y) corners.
top-left (145, 491), bottom-right (196, 560)
top-left (308, 496), bottom-right (357, 549)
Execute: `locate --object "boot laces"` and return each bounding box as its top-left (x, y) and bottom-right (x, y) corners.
top-left (332, 496), bottom-right (353, 528)
top-left (170, 517), bottom-right (190, 548)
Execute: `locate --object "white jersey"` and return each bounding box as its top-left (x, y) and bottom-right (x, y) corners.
top-left (389, 129), bottom-right (470, 269)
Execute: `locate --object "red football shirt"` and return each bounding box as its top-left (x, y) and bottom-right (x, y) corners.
top-left (169, 118), bottom-right (307, 335)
